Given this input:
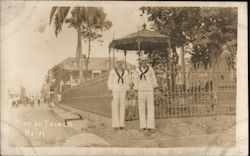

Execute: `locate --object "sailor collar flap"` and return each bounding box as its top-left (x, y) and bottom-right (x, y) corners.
top-left (139, 65), bottom-right (149, 81)
top-left (114, 68), bottom-right (125, 84)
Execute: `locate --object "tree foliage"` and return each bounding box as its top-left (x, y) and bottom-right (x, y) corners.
top-left (50, 65), bottom-right (71, 90)
top-left (192, 7), bottom-right (237, 66)
top-left (140, 7), bottom-right (202, 63)
top-left (50, 7), bottom-right (112, 82)
top-left (50, 7), bottom-right (85, 82)
top-left (79, 7), bottom-right (112, 80)
top-left (49, 7), bottom-right (70, 37)
top-left (140, 7), bottom-right (237, 66)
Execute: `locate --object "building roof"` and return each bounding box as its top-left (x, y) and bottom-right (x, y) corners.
top-left (58, 57), bottom-right (115, 71)
top-left (58, 57), bottom-right (135, 71)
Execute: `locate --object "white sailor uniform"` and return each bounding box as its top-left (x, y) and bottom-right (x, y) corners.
top-left (134, 65), bottom-right (158, 129)
top-left (108, 68), bottom-right (129, 128)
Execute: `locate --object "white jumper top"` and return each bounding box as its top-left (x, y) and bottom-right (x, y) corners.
top-left (134, 65), bottom-right (158, 91)
top-left (108, 68), bottom-right (129, 92)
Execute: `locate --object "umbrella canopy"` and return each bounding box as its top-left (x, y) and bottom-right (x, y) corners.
top-left (110, 25), bottom-right (170, 51)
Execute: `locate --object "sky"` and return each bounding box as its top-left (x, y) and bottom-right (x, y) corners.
top-left (1, 2), bottom-right (147, 96)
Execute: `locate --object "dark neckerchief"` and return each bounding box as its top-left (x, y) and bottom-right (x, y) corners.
top-left (139, 65), bottom-right (149, 81)
top-left (114, 68), bottom-right (125, 84)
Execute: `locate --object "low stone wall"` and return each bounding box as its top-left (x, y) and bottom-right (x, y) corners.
top-left (62, 73), bottom-right (112, 117)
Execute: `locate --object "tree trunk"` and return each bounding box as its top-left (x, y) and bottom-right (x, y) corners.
top-left (180, 46), bottom-right (186, 88)
top-left (85, 37), bottom-right (91, 80)
top-left (77, 28), bottom-right (84, 83)
top-left (171, 47), bottom-right (178, 93)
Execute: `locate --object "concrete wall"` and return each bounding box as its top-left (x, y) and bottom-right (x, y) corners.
top-left (61, 73), bottom-right (112, 117)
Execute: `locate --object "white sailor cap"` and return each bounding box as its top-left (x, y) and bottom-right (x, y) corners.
top-left (139, 54), bottom-right (149, 61)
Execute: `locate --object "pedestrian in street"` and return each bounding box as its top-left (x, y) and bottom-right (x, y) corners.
top-left (37, 98), bottom-right (40, 106)
top-left (30, 96), bottom-right (34, 108)
top-left (7, 94), bottom-right (13, 109)
top-left (134, 54), bottom-right (158, 134)
top-left (108, 58), bottom-right (129, 130)
top-left (57, 93), bottom-right (62, 105)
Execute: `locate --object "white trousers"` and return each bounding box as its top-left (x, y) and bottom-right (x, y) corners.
top-left (112, 92), bottom-right (126, 128)
top-left (138, 91), bottom-right (155, 129)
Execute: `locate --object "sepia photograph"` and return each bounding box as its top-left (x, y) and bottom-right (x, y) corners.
top-left (0, 1), bottom-right (248, 156)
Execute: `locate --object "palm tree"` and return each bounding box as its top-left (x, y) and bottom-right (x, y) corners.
top-left (49, 7), bottom-right (86, 83)
top-left (50, 7), bottom-right (112, 82)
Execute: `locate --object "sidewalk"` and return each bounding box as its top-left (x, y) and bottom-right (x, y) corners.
top-left (52, 104), bottom-right (236, 147)
top-left (51, 104), bottom-right (111, 147)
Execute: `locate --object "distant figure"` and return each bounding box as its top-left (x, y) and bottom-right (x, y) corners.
top-left (37, 98), bottom-right (40, 106)
top-left (53, 94), bottom-right (59, 105)
top-left (12, 96), bottom-right (18, 108)
top-left (219, 45), bottom-right (231, 81)
top-left (30, 97), bottom-right (34, 107)
top-left (57, 94), bottom-right (62, 104)
top-left (7, 95), bottom-right (13, 108)
top-left (220, 45), bottom-right (231, 70)
top-left (108, 58), bottom-right (129, 130)
top-left (125, 83), bottom-right (137, 121)
top-left (127, 83), bottom-right (136, 107)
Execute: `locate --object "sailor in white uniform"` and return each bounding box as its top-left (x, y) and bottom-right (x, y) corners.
top-left (108, 58), bottom-right (129, 129)
top-left (134, 54), bottom-right (158, 133)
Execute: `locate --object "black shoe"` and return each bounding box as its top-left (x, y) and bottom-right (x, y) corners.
top-left (140, 128), bottom-right (146, 132)
top-left (120, 127), bottom-right (124, 130)
top-left (148, 129), bottom-right (156, 133)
